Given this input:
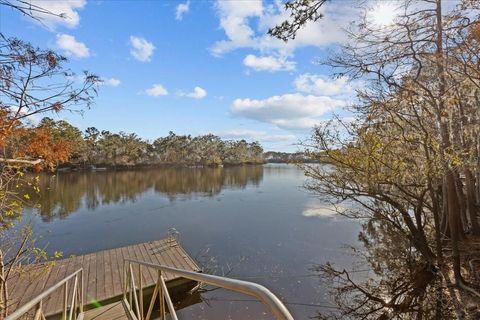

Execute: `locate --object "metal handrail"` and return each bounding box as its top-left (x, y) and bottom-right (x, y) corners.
top-left (125, 258), bottom-right (294, 320)
top-left (5, 269), bottom-right (83, 320)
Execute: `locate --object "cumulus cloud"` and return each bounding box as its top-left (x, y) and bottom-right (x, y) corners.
top-left (176, 1), bottom-right (190, 20)
top-left (294, 74), bottom-right (353, 96)
top-left (212, 0), bottom-right (354, 56)
top-left (27, 0), bottom-right (86, 29)
top-left (270, 118), bottom-right (323, 130)
top-left (212, 0), bottom-right (263, 56)
top-left (145, 84), bottom-right (168, 97)
top-left (243, 54), bottom-right (295, 72)
top-left (129, 36), bottom-right (155, 62)
top-left (231, 94), bottom-right (345, 130)
top-left (178, 86), bottom-right (207, 99)
top-left (56, 34), bottom-right (90, 58)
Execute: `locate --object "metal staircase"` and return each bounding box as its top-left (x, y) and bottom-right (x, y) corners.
top-left (5, 269), bottom-right (84, 320)
top-left (6, 259), bottom-right (294, 320)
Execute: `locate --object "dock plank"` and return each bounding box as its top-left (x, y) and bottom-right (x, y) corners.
top-left (107, 249), bottom-right (121, 296)
top-left (8, 238), bottom-right (200, 317)
top-left (49, 254), bottom-right (77, 312)
top-left (82, 301), bottom-right (129, 320)
top-left (137, 243), bottom-right (156, 285)
top-left (114, 247), bottom-right (126, 293)
top-left (95, 250), bottom-right (106, 301)
top-left (148, 240), bottom-right (175, 279)
top-left (86, 251), bottom-right (97, 307)
top-left (161, 239), bottom-right (183, 279)
top-left (34, 262), bottom-right (63, 311)
top-left (15, 264), bottom-right (51, 309)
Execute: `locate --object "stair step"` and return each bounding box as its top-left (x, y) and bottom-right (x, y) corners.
top-left (81, 301), bottom-right (130, 320)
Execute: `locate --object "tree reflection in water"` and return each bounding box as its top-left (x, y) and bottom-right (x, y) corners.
top-left (28, 166), bottom-right (264, 221)
top-left (315, 218), bottom-right (456, 319)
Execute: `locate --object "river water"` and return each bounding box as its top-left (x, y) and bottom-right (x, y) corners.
top-left (21, 164), bottom-right (360, 319)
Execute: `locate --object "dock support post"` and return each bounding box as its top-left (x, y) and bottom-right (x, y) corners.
top-left (80, 269), bottom-right (84, 313)
top-left (62, 281), bottom-right (68, 320)
top-left (159, 270), bottom-right (165, 320)
top-left (139, 265), bottom-right (143, 320)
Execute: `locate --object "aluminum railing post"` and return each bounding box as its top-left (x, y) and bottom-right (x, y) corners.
top-left (62, 281), bottom-right (68, 320)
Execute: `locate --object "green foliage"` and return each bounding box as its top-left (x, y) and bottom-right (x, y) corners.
top-left (35, 120), bottom-right (265, 168)
top-left (0, 168), bottom-right (40, 230)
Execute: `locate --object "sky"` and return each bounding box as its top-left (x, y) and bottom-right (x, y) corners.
top-left (0, 0), bottom-right (388, 152)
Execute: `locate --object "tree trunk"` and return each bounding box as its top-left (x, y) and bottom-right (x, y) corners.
top-left (465, 167), bottom-right (480, 235)
top-left (401, 209), bottom-right (436, 262)
top-left (453, 171), bottom-right (467, 239)
top-left (446, 170), bottom-right (465, 285)
top-left (428, 181), bottom-right (443, 265)
top-left (0, 249), bottom-right (7, 319)
top-left (441, 181), bottom-right (450, 237)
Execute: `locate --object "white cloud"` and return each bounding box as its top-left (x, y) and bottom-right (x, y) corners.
top-left (27, 0), bottom-right (86, 29)
top-left (176, 1), bottom-right (190, 20)
top-left (231, 93), bottom-right (345, 130)
top-left (294, 74), bottom-right (353, 96)
top-left (129, 36), bottom-right (155, 62)
top-left (56, 34), bottom-right (90, 58)
top-left (271, 118), bottom-right (323, 130)
top-left (101, 78), bottom-right (121, 87)
top-left (212, 0), bottom-right (263, 56)
top-left (303, 203), bottom-right (339, 219)
top-left (178, 86), bottom-right (207, 99)
top-left (212, 0), bottom-right (355, 56)
top-left (145, 84), bottom-right (168, 97)
top-left (302, 200), bottom-right (353, 220)
top-left (243, 54), bottom-right (295, 72)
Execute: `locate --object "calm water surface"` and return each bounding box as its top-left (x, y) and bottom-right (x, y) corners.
top-left (22, 164), bottom-right (360, 319)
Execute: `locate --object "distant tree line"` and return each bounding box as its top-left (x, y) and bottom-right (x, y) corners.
top-left (34, 118), bottom-right (265, 169)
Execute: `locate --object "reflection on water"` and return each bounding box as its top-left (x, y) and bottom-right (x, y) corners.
top-left (303, 201), bottom-right (342, 219)
top-left (315, 218), bottom-right (446, 319)
top-left (22, 164), bottom-right (361, 319)
top-left (30, 166), bottom-right (263, 221)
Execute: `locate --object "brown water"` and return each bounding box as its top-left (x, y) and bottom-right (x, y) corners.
top-left (20, 164), bottom-right (360, 319)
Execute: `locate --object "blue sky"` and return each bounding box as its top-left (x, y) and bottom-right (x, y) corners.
top-left (0, 0), bottom-right (365, 151)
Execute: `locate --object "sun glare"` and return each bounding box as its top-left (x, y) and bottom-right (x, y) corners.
top-left (369, 2), bottom-right (398, 26)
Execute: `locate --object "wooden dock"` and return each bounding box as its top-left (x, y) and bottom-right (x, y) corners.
top-left (7, 238), bottom-right (201, 318)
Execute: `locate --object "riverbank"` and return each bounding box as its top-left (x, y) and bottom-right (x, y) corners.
top-left (53, 155), bottom-right (323, 172)
top-left (55, 161), bottom-right (268, 172)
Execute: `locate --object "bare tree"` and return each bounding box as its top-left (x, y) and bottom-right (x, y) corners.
top-left (0, 2), bottom-right (98, 315)
top-left (271, 0), bottom-right (480, 317)
top-left (0, 0), bottom-right (63, 25)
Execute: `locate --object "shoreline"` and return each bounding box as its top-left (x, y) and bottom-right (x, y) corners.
top-left (55, 161), bottom-right (266, 172)
top-left (53, 161), bottom-right (323, 173)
